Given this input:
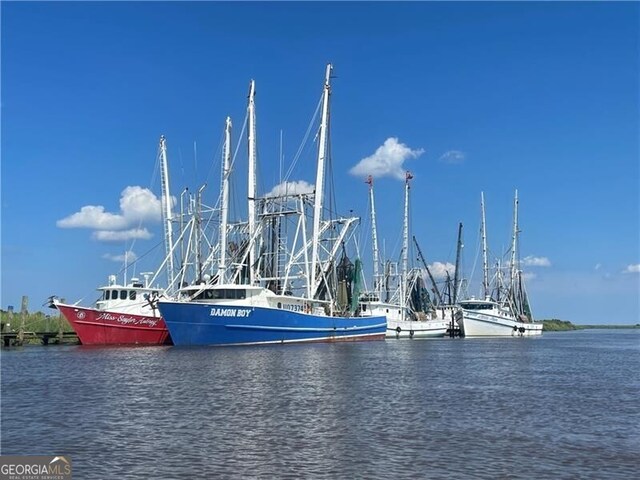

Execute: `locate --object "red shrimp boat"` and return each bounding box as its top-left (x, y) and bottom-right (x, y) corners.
top-left (50, 275), bottom-right (171, 345)
top-left (50, 135), bottom-right (176, 346)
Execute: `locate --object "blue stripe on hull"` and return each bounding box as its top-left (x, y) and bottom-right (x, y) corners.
top-left (158, 301), bottom-right (387, 346)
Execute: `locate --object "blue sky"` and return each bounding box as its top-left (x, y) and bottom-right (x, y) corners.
top-left (2, 1), bottom-right (638, 324)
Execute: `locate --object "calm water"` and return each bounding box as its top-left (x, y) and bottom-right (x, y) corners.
top-left (1, 330), bottom-right (638, 479)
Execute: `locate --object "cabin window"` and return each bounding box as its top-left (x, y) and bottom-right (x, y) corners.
top-left (194, 290), bottom-right (216, 301)
top-left (362, 304), bottom-right (367, 311)
top-left (104, 291), bottom-right (109, 300)
top-left (214, 289), bottom-right (245, 300)
top-left (277, 302), bottom-right (282, 309)
top-left (193, 291), bottom-right (207, 301)
top-left (462, 303), bottom-right (492, 310)
top-left (120, 290), bottom-right (127, 300)
top-left (129, 291), bottom-right (136, 300)
top-left (112, 290), bottom-right (118, 300)
top-left (194, 289), bottom-right (248, 301)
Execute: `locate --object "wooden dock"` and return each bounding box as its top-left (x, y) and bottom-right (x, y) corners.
top-left (1, 331), bottom-right (79, 347)
top-left (2, 295), bottom-right (78, 347)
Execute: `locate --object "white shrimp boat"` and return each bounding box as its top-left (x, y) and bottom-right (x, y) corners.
top-left (456, 192), bottom-right (542, 337)
top-left (360, 174), bottom-right (447, 339)
top-left (456, 298), bottom-right (543, 337)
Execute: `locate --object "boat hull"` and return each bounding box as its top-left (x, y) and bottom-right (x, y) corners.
top-left (457, 311), bottom-right (543, 337)
top-left (158, 301), bottom-right (387, 346)
top-left (385, 319), bottom-right (448, 339)
top-left (56, 303), bottom-right (171, 345)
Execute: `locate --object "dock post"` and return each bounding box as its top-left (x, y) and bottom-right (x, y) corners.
top-left (57, 298), bottom-right (65, 343)
top-left (17, 296), bottom-right (28, 345)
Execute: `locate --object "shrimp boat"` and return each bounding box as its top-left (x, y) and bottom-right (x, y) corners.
top-left (50, 136), bottom-right (176, 345)
top-left (158, 65), bottom-right (387, 346)
top-left (359, 174), bottom-right (448, 339)
top-left (455, 191), bottom-right (543, 337)
top-left (456, 298), bottom-right (542, 337)
top-left (50, 275), bottom-right (169, 345)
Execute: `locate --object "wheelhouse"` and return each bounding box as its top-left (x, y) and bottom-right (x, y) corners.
top-left (178, 284), bottom-right (264, 303)
top-left (458, 301), bottom-right (496, 311)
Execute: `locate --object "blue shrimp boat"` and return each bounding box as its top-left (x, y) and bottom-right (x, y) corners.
top-left (159, 64), bottom-right (387, 347)
top-left (158, 285), bottom-right (386, 346)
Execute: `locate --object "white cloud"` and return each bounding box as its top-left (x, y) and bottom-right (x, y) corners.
top-left (266, 180), bottom-right (315, 197)
top-left (57, 186), bottom-right (162, 230)
top-left (427, 262), bottom-right (456, 279)
top-left (103, 250), bottom-right (138, 263)
top-left (439, 150), bottom-right (465, 164)
top-left (92, 228), bottom-right (153, 242)
top-left (349, 137), bottom-right (424, 180)
top-left (117, 186), bottom-right (163, 222)
top-left (57, 205), bottom-right (129, 230)
top-left (522, 272), bottom-right (537, 281)
top-left (623, 264), bottom-right (640, 274)
top-left (522, 256), bottom-right (551, 267)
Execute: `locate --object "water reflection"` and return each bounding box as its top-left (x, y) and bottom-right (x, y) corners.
top-left (1, 331), bottom-right (638, 479)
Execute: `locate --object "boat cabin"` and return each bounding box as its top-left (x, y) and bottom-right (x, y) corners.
top-left (458, 300), bottom-right (496, 311)
top-left (98, 287), bottom-right (161, 301)
top-left (458, 298), bottom-right (514, 318)
top-left (95, 276), bottom-right (161, 311)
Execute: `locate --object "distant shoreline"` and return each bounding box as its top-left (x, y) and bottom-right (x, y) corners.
top-left (542, 319), bottom-right (640, 331)
top-left (575, 325), bottom-right (640, 329)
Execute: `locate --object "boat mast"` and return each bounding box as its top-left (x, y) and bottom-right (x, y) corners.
top-left (453, 222), bottom-right (463, 304)
top-left (310, 63), bottom-right (332, 296)
top-left (413, 235), bottom-right (443, 305)
top-left (481, 192), bottom-right (489, 300)
top-left (196, 184), bottom-right (206, 282)
top-left (401, 171), bottom-right (413, 320)
top-left (247, 80), bottom-right (258, 285)
top-left (218, 117), bottom-right (232, 283)
top-left (179, 187), bottom-right (189, 277)
top-left (444, 271), bottom-right (453, 304)
top-left (495, 259), bottom-right (502, 303)
top-left (366, 175), bottom-right (381, 298)
top-left (509, 189), bottom-right (519, 289)
top-left (159, 135), bottom-right (175, 292)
